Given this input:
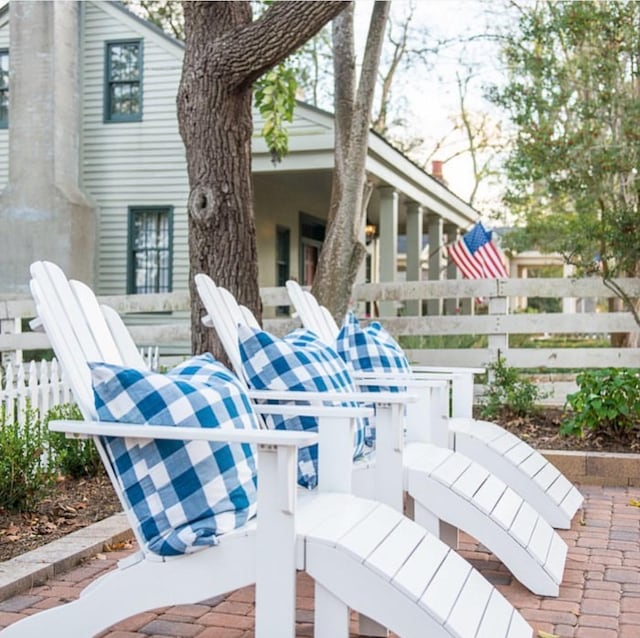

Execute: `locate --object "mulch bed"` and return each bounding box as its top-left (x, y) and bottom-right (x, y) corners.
top-left (485, 406), bottom-right (640, 455)
top-left (1, 407), bottom-right (638, 563)
top-left (0, 473), bottom-right (122, 562)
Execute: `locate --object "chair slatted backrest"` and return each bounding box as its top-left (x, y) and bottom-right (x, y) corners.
top-left (195, 274), bottom-right (250, 382)
top-left (238, 305), bottom-right (261, 330)
top-left (29, 261), bottom-right (148, 550)
top-left (98, 303), bottom-right (147, 370)
top-left (30, 262), bottom-right (111, 419)
top-left (286, 280), bottom-right (339, 343)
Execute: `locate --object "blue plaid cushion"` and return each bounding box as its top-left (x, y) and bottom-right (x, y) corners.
top-left (336, 312), bottom-right (411, 378)
top-left (90, 354), bottom-right (259, 557)
top-left (336, 312), bottom-right (411, 440)
top-left (237, 325), bottom-right (367, 490)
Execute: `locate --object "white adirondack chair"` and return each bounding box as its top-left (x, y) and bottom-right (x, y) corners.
top-left (1, 261), bottom-right (534, 638)
top-left (286, 280), bottom-right (584, 531)
top-left (195, 273), bottom-right (568, 597)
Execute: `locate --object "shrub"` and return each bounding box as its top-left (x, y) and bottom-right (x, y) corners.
top-left (479, 356), bottom-right (548, 419)
top-left (562, 368), bottom-right (640, 437)
top-left (0, 403), bottom-right (57, 512)
top-left (46, 403), bottom-right (103, 479)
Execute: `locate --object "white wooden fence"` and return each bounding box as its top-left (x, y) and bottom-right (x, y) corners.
top-left (1, 276), bottom-right (638, 412)
top-left (0, 359), bottom-right (71, 425)
top-left (0, 350), bottom-right (159, 425)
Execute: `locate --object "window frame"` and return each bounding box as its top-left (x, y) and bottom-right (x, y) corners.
top-left (0, 48), bottom-right (9, 129)
top-left (104, 38), bottom-right (143, 123)
top-left (127, 206), bottom-right (173, 295)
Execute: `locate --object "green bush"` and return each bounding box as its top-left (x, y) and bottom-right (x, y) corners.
top-left (0, 403), bottom-right (57, 512)
top-left (46, 403), bottom-right (103, 479)
top-left (479, 356), bottom-right (548, 419)
top-left (562, 368), bottom-right (640, 437)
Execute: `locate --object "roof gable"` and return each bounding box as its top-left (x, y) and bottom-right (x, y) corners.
top-left (89, 1), bottom-right (183, 58)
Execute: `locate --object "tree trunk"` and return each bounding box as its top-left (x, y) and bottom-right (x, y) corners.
top-left (312, 1), bottom-right (390, 322)
top-left (177, 1), bottom-right (347, 357)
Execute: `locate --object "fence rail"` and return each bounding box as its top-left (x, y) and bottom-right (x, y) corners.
top-left (1, 277), bottom-right (638, 409)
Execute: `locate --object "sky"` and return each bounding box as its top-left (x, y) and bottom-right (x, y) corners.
top-left (354, 0), bottom-right (513, 218)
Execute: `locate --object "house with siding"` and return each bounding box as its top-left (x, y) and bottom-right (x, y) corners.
top-left (0, 0), bottom-right (477, 318)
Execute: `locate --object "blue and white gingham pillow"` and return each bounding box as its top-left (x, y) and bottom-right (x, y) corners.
top-left (337, 313), bottom-right (411, 445)
top-left (90, 353), bottom-right (259, 557)
top-left (336, 312), bottom-right (411, 379)
top-left (237, 325), bottom-right (367, 490)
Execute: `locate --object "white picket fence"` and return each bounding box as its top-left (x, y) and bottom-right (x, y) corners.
top-left (0, 348), bottom-right (160, 425)
top-left (0, 359), bottom-right (71, 425)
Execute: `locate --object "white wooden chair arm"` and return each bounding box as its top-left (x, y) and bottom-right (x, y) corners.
top-left (49, 419), bottom-right (318, 447)
top-left (49, 399), bottom-right (374, 445)
top-left (351, 372), bottom-right (450, 389)
top-left (354, 369), bottom-right (479, 420)
top-left (247, 388), bottom-right (418, 405)
top-left (410, 365), bottom-right (485, 375)
top-left (245, 388), bottom-right (412, 505)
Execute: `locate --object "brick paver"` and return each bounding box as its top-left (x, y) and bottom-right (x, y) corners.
top-left (0, 485), bottom-right (638, 637)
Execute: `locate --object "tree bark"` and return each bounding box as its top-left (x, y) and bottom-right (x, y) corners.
top-left (177, 1), bottom-right (347, 357)
top-left (312, 1), bottom-right (390, 322)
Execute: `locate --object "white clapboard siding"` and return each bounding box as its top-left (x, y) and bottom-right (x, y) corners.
top-left (81, 1), bottom-right (190, 296)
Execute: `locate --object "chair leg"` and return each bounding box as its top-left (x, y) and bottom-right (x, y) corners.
top-left (314, 582), bottom-right (350, 638)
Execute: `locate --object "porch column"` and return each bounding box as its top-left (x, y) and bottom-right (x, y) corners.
top-left (405, 202), bottom-right (423, 316)
top-left (444, 223), bottom-right (458, 315)
top-left (378, 187), bottom-right (398, 317)
top-left (427, 213), bottom-right (443, 316)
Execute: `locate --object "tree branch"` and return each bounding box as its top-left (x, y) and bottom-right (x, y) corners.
top-left (222, 1), bottom-right (348, 90)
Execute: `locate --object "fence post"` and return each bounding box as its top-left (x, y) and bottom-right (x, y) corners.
top-left (4, 361), bottom-right (15, 423)
top-left (487, 280), bottom-right (509, 375)
top-left (0, 316), bottom-right (22, 367)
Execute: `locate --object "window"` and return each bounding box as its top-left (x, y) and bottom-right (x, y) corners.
top-left (275, 226), bottom-right (290, 316)
top-left (105, 40), bottom-right (142, 122)
top-left (0, 49), bottom-right (8, 128)
top-left (128, 207), bottom-right (173, 294)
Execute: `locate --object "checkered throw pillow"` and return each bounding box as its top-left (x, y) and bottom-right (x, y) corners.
top-left (336, 313), bottom-right (411, 444)
top-left (336, 312), bottom-right (411, 378)
top-left (237, 325), bottom-right (367, 490)
top-left (90, 353), bottom-right (259, 556)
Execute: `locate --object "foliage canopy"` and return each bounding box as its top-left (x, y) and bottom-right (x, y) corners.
top-left (491, 0), bottom-right (640, 280)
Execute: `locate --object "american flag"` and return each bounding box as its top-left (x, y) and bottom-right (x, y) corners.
top-left (447, 222), bottom-right (509, 279)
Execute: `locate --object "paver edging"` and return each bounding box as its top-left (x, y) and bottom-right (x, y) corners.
top-left (542, 449), bottom-right (640, 487)
top-left (0, 511), bottom-right (132, 602)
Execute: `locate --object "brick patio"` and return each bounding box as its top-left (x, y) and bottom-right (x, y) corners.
top-left (0, 484), bottom-right (638, 637)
